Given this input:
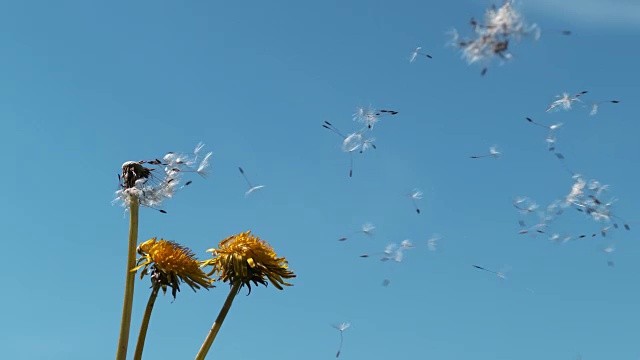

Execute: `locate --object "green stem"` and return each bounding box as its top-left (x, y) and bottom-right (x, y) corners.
top-left (133, 283), bottom-right (160, 360)
top-left (195, 281), bottom-right (242, 360)
top-left (116, 196), bottom-right (140, 360)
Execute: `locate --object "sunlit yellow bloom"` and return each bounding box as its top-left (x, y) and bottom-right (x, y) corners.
top-left (202, 231), bottom-right (295, 294)
top-left (133, 238), bottom-right (214, 299)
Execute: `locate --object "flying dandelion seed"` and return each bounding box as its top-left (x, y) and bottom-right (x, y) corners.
top-left (353, 106), bottom-right (379, 129)
top-left (323, 118), bottom-right (377, 163)
top-left (489, 145), bottom-right (501, 158)
top-left (323, 121), bottom-right (370, 177)
top-left (473, 264), bottom-right (514, 282)
top-left (542, 28), bottom-right (572, 36)
top-left (517, 221), bottom-right (547, 237)
top-left (496, 265), bottom-right (511, 280)
top-left (589, 100), bottom-right (619, 116)
top-left (545, 132), bottom-right (558, 151)
top-left (353, 106), bottom-right (399, 129)
top-left (526, 117), bottom-right (564, 152)
top-left (564, 175), bottom-right (632, 233)
top-left (360, 137), bottom-right (377, 153)
top-left (472, 264), bottom-right (509, 279)
top-left (409, 46), bottom-right (433, 63)
top-left (238, 167), bottom-right (265, 197)
top-left (470, 145), bottom-right (501, 159)
top-left (338, 223), bottom-right (375, 241)
top-left (426, 234), bottom-right (441, 251)
top-left (408, 189), bottom-right (423, 214)
top-left (525, 27), bottom-right (572, 40)
top-left (547, 150), bottom-right (576, 176)
top-left (525, 117), bottom-right (563, 131)
top-left (471, 264), bottom-right (533, 292)
top-left (360, 239), bottom-right (427, 286)
top-left (380, 243), bottom-right (404, 286)
top-left (379, 243), bottom-right (404, 263)
top-left (400, 239), bottom-right (414, 249)
top-left (518, 174), bottom-right (632, 243)
top-left (450, 1), bottom-right (541, 75)
top-left (360, 242), bottom-right (402, 262)
top-left (332, 322), bottom-right (350, 358)
top-left (513, 196), bottom-right (539, 214)
top-left (545, 91), bottom-right (588, 112)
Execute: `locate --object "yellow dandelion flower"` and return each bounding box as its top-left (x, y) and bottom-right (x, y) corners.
top-left (133, 238), bottom-right (214, 299)
top-left (202, 231), bottom-right (295, 295)
top-left (195, 231), bottom-right (295, 360)
top-left (131, 238), bottom-right (213, 360)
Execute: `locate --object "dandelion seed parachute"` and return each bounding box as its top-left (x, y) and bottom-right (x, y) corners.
top-left (342, 133), bottom-right (363, 153)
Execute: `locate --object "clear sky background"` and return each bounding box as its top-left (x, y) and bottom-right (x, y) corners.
top-left (1, 1), bottom-right (639, 359)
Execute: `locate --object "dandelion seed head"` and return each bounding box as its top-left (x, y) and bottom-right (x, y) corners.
top-left (113, 143), bottom-right (212, 211)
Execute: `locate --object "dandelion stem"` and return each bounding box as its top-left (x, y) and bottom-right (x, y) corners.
top-left (116, 196), bottom-right (140, 360)
top-left (195, 280), bottom-right (242, 360)
top-left (133, 283), bottom-right (160, 360)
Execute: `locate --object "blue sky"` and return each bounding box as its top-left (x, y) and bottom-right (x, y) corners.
top-left (2, 1), bottom-right (640, 359)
